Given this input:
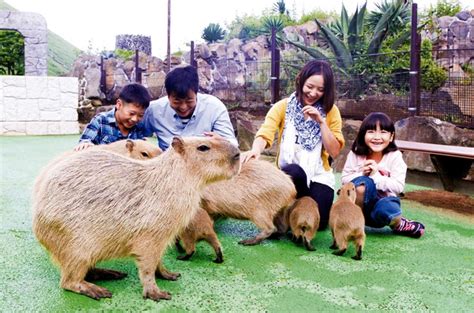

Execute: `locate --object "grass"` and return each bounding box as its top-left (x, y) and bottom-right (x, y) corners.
top-left (0, 135), bottom-right (473, 312)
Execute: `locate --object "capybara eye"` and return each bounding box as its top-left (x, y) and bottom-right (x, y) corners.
top-left (197, 145), bottom-right (210, 152)
top-left (141, 152), bottom-right (149, 158)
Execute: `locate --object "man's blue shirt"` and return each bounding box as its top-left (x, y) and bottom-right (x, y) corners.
top-left (143, 93), bottom-right (237, 151)
top-left (79, 108), bottom-right (146, 144)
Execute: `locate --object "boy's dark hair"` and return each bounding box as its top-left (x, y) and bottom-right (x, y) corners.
top-left (165, 65), bottom-right (199, 99)
top-left (119, 83), bottom-right (151, 109)
top-left (295, 60), bottom-right (336, 113)
top-left (351, 112), bottom-right (398, 156)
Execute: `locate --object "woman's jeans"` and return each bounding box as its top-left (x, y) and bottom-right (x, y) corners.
top-left (281, 164), bottom-right (334, 230)
top-left (350, 176), bottom-right (402, 228)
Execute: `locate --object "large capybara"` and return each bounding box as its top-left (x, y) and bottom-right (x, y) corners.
top-left (201, 159), bottom-right (296, 245)
top-left (175, 207), bottom-right (223, 263)
top-left (329, 182), bottom-right (366, 260)
top-left (288, 196), bottom-right (320, 251)
top-left (32, 136), bottom-right (240, 301)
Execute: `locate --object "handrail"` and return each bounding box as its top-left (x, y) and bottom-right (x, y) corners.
top-left (395, 140), bottom-right (474, 159)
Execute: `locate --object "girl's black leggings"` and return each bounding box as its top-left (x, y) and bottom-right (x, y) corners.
top-left (281, 163), bottom-right (334, 230)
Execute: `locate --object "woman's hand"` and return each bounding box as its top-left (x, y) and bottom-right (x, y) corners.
top-left (301, 105), bottom-right (324, 123)
top-left (241, 149), bottom-right (260, 164)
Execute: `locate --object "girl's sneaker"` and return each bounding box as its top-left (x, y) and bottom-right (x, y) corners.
top-left (393, 217), bottom-right (425, 238)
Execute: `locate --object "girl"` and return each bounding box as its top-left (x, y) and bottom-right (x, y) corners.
top-left (341, 112), bottom-right (425, 238)
top-left (242, 60), bottom-right (345, 230)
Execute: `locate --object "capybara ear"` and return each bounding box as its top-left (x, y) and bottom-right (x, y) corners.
top-left (126, 140), bottom-right (135, 152)
top-left (336, 188), bottom-right (341, 196)
top-left (172, 137), bottom-right (185, 155)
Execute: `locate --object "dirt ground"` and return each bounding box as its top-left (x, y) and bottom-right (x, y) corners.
top-left (403, 190), bottom-right (474, 216)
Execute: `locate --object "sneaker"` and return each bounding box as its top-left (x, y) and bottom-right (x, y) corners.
top-left (393, 217), bottom-right (425, 238)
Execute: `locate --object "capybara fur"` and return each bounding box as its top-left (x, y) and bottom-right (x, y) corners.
top-left (329, 182), bottom-right (366, 260)
top-left (201, 159), bottom-right (296, 245)
top-left (175, 208), bottom-right (223, 263)
top-left (288, 196), bottom-right (320, 251)
top-left (32, 136), bottom-right (240, 301)
top-left (99, 139), bottom-right (162, 159)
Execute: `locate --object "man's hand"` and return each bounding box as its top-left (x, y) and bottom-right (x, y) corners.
top-left (203, 132), bottom-right (224, 140)
top-left (74, 141), bottom-right (94, 152)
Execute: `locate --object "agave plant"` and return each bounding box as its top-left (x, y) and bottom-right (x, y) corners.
top-left (202, 23), bottom-right (226, 44)
top-left (273, 0), bottom-right (288, 16)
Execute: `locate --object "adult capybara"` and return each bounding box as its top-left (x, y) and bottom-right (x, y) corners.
top-left (288, 196), bottom-right (320, 251)
top-left (329, 182), bottom-right (366, 260)
top-left (175, 208), bottom-right (223, 263)
top-left (201, 159), bottom-right (296, 245)
top-left (32, 136), bottom-right (240, 301)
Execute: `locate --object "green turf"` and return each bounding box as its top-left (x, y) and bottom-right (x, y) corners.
top-left (1, 135), bottom-right (473, 312)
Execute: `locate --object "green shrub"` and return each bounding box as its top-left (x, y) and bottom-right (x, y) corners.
top-left (202, 23), bottom-right (226, 43)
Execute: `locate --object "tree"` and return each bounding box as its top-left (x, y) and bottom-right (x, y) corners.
top-left (273, 0), bottom-right (288, 16)
top-left (0, 30), bottom-right (24, 75)
top-left (202, 23), bottom-right (226, 43)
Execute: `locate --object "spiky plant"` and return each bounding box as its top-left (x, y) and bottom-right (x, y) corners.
top-left (202, 23), bottom-right (226, 43)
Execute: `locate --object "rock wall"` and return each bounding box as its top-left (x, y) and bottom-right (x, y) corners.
top-left (0, 76), bottom-right (79, 135)
top-left (115, 34), bottom-right (152, 56)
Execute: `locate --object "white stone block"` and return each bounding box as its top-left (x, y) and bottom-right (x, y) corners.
top-left (3, 86), bottom-right (27, 99)
top-left (40, 110), bottom-right (61, 121)
top-left (0, 121), bottom-right (26, 135)
top-left (1, 76), bottom-right (26, 88)
top-left (26, 77), bottom-right (48, 98)
top-left (39, 99), bottom-right (60, 111)
top-left (17, 99), bottom-right (40, 121)
top-left (3, 99), bottom-right (18, 120)
top-left (47, 123), bottom-right (61, 135)
top-left (25, 121), bottom-right (48, 135)
top-left (61, 108), bottom-right (78, 121)
top-left (60, 121), bottom-right (80, 134)
top-left (61, 92), bottom-right (79, 109)
top-left (60, 77), bottom-right (79, 93)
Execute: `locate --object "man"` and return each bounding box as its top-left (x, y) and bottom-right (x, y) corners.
top-left (143, 65), bottom-right (237, 150)
top-left (75, 83), bottom-right (151, 151)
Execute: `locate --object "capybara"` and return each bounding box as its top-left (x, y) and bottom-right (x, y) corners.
top-left (32, 136), bottom-right (240, 301)
top-left (328, 182), bottom-right (366, 260)
top-left (201, 159), bottom-right (296, 245)
top-left (175, 208), bottom-right (223, 263)
top-left (99, 139), bottom-right (162, 159)
top-left (288, 196), bottom-right (320, 251)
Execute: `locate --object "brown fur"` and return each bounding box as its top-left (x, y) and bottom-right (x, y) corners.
top-left (175, 208), bottom-right (223, 263)
top-left (329, 182), bottom-right (366, 260)
top-left (99, 139), bottom-right (162, 159)
top-left (32, 136), bottom-right (240, 301)
top-left (201, 159), bottom-right (296, 245)
top-left (288, 196), bottom-right (320, 251)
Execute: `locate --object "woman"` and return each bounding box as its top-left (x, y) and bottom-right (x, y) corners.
top-left (241, 60), bottom-right (344, 229)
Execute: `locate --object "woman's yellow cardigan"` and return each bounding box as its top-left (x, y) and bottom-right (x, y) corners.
top-left (255, 98), bottom-right (345, 171)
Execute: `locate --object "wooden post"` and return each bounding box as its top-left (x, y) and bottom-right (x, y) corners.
top-left (270, 28), bottom-right (280, 104)
top-left (409, 2), bottom-right (420, 116)
top-left (135, 49), bottom-right (142, 84)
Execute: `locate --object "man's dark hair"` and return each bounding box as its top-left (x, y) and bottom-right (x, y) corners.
top-left (165, 65), bottom-right (199, 99)
top-left (119, 83), bottom-right (151, 109)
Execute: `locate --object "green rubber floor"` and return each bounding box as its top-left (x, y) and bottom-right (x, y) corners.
top-left (1, 135), bottom-right (473, 312)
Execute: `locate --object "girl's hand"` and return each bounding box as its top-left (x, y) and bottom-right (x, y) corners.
top-left (361, 160), bottom-right (378, 176)
top-left (241, 149), bottom-right (260, 164)
top-left (301, 105), bottom-right (324, 123)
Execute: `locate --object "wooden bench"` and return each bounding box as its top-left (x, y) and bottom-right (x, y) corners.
top-left (395, 140), bottom-right (474, 191)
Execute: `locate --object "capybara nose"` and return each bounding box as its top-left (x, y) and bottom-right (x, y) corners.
top-left (233, 152), bottom-right (240, 162)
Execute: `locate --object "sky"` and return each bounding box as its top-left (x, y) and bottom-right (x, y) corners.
top-left (3, 0), bottom-right (472, 59)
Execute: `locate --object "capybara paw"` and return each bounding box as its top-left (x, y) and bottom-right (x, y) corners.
top-left (332, 249), bottom-right (346, 256)
top-left (238, 238), bottom-right (260, 246)
top-left (329, 243), bottom-right (338, 250)
top-left (176, 252), bottom-right (194, 261)
top-left (75, 282), bottom-right (112, 300)
top-left (156, 270), bottom-right (181, 281)
top-left (144, 289), bottom-right (171, 301)
top-left (305, 243), bottom-right (316, 251)
top-left (85, 268), bottom-right (127, 281)
top-left (213, 257), bottom-right (224, 264)
top-left (351, 255), bottom-right (362, 261)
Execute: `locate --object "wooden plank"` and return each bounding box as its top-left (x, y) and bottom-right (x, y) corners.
top-left (395, 140), bottom-right (474, 159)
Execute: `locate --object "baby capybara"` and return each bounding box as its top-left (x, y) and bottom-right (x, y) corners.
top-left (329, 182), bottom-right (366, 260)
top-left (32, 136), bottom-right (240, 301)
top-left (201, 159), bottom-right (296, 245)
top-left (175, 208), bottom-right (223, 263)
top-left (288, 196), bottom-right (320, 251)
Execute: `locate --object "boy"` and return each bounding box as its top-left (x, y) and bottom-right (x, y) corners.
top-left (142, 65), bottom-right (237, 151)
top-left (75, 83), bottom-right (151, 151)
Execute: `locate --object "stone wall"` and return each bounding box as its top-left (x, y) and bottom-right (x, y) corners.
top-left (115, 34), bottom-right (152, 56)
top-left (0, 76), bottom-right (79, 135)
top-left (0, 11), bottom-right (48, 76)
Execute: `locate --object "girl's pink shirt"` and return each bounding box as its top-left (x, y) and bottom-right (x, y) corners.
top-left (341, 150), bottom-right (407, 197)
